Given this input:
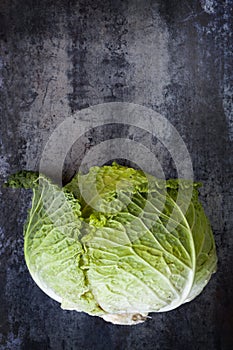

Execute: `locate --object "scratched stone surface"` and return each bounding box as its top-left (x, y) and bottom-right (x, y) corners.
top-left (0, 0), bottom-right (232, 349)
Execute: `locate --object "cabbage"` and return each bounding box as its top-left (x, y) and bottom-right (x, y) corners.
top-left (6, 163), bottom-right (217, 325)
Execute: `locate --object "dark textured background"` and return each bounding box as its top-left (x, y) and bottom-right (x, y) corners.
top-left (0, 0), bottom-right (233, 349)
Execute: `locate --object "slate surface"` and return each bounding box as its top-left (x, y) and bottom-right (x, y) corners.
top-left (0, 1), bottom-right (233, 349)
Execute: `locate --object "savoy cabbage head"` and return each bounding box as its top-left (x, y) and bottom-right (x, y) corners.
top-left (6, 163), bottom-right (217, 325)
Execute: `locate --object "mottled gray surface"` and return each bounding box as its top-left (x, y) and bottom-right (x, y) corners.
top-left (0, 0), bottom-right (233, 349)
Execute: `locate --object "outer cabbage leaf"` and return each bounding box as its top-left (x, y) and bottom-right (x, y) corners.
top-left (7, 172), bottom-right (104, 316)
top-left (65, 163), bottom-right (217, 322)
top-left (167, 186), bottom-right (217, 302)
